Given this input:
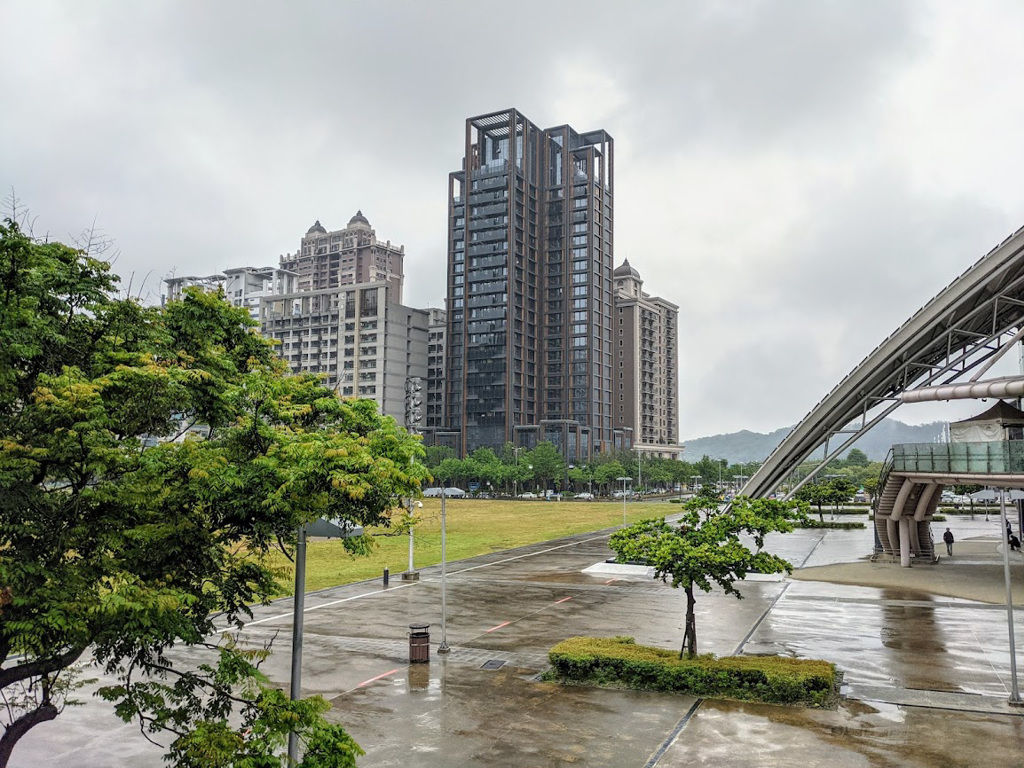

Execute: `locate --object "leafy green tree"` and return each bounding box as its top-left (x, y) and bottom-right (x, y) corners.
top-left (422, 445), bottom-right (456, 469)
top-left (862, 473), bottom-right (881, 499)
top-left (568, 464), bottom-right (593, 494)
top-left (826, 478), bottom-right (857, 512)
top-left (525, 442), bottom-right (564, 491)
top-left (0, 219), bottom-right (426, 767)
top-left (795, 482), bottom-right (831, 522)
top-left (594, 460), bottom-right (626, 495)
top-left (609, 496), bottom-right (807, 658)
top-left (844, 448), bottom-right (870, 467)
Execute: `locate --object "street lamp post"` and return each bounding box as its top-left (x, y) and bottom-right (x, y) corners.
top-left (637, 451), bottom-right (642, 496)
top-left (617, 476), bottom-right (632, 526)
top-left (999, 489), bottom-right (1021, 703)
top-left (513, 446), bottom-right (521, 498)
top-left (287, 524), bottom-right (308, 763)
top-left (438, 488), bottom-right (450, 654)
top-left (404, 377), bottom-right (423, 579)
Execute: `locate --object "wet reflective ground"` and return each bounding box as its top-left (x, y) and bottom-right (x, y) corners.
top-left (13, 517), bottom-right (1024, 767)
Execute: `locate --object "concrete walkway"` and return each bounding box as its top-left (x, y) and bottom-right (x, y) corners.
top-left (11, 517), bottom-right (1024, 767)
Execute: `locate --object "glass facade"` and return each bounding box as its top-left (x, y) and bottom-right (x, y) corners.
top-left (445, 110), bottom-right (614, 457)
top-left (892, 441), bottom-right (1024, 474)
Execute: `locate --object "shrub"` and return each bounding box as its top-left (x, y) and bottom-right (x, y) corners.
top-left (548, 637), bottom-right (837, 707)
top-left (797, 520), bottom-right (865, 529)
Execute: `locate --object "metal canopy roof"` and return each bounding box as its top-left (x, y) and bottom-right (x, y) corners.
top-left (743, 222), bottom-right (1024, 499)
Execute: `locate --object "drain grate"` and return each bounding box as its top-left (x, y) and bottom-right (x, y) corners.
top-left (480, 659), bottom-right (505, 670)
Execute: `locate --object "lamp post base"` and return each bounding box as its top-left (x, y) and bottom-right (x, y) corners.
top-left (401, 571), bottom-right (420, 581)
top-left (437, 642), bottom-right (451, 654)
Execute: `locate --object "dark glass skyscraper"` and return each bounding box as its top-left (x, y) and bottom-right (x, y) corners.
top-left (444, 109), bottom-right (615, 459)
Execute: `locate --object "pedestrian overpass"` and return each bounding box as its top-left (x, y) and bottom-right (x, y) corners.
top-left (741, 222), bottom-right (1024, 504)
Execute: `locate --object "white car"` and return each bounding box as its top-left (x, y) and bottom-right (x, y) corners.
top-left (575, 492), bottom-right (595, 501)
top-left (518, 492), bottom-right (538, 499)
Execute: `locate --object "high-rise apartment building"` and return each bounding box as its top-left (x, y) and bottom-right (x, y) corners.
top-left (444, 109), bottom-right (618, 460)
top-left (425, 308), bottom-right (447, 430)
top-left (613, 260), bottom-right (680, 458)
top-left (165, 212), bottom-right (429, 425)
top-left (260, 213), bottom-right (424, 423)
top-left (280, 212), bottom-right (405, 296)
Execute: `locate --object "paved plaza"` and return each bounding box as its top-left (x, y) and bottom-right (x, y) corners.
top-left (12, 513), bottom-right (1024, 767)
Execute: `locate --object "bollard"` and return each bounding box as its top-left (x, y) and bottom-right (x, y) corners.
top-left (383, 567), bottom-right (389, 586)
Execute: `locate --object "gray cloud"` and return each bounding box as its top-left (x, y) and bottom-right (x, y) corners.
top-left (3, 0), bottom-right (1024, 439)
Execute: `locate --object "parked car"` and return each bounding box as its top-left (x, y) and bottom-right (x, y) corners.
top-left (518, 492), bottom-right (538, 499)
top-left (576, 492), bottom-right (595, 501)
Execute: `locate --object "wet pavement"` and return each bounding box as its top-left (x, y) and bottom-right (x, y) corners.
top-left (11, 516), bottom-right (1024, 767)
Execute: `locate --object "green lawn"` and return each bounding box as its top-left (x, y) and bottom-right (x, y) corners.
top-left (267, 498), bottom-right (667, 595)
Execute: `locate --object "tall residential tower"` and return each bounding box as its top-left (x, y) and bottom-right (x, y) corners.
top-left (613, 260), bottom-right (680, 458)
top-left (444, 109), bottom-right (618, 460)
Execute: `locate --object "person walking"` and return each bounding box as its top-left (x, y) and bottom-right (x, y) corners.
top-left (943, 527), bottom-right (955, 556)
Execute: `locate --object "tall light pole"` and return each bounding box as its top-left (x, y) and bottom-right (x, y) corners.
top-left (513, 446), bottom-right (521, 498)
top-left (438, 488), bottom-right (450, 654)
top-left (617, 476), bottom-right (632, 526)
top-left (637, 451), bottom-right (643, 496)
top-left (999, 489), bottom-right (1021, 703)
top-left (404, 377), bottom-right (423, 579)
top-left (287, 524), bottom-right (307, 764)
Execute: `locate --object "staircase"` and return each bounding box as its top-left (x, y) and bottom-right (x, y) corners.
top-left (871, 450), bottom-right (939, 563)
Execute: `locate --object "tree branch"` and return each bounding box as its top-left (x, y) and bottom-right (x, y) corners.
top-left (0, 645), bottom-right (86, 690)
top-left (0, 700), bottom-right (58, 767)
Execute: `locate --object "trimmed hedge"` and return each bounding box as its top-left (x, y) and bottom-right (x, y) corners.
top-left (798, 520), bottom-right (865, 529)
top-left (548, 636), bottom-right (837, 707)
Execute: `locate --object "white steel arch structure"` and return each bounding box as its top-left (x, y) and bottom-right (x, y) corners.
top-left (743, 223), bottom-right (1024, 500)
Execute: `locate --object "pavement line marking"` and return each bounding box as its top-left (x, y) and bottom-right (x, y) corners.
top-left (464, 595), bottom-right (582, 643)
top-left (644, 698), bottom-right (703, 768)
top-left (447, 536), bottom-right (608, 576)
top-left (355, 668), bottom-right (399, 689)
top-left (732, 581), bottom-right (791, 655)
top-left (240, 582), bottom-right (417, 628)
top-left (240, 533), bottom-right (603, 631)
top-left (604, 578), bottom-right (618, 584)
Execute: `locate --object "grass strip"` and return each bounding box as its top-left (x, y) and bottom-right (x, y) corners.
top-left (265, 499), bottom-right (669, 595)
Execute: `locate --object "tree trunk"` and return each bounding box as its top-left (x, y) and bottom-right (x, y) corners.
top-left (679, 586), bottom-right (697, 659)
top-left (817, 503), bottom-right (824, 523)
top-left (0, 702), bottom-right (59, 767)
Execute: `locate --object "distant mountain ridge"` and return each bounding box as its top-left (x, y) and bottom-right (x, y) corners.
top-left (682, 419), bottom-right (947, 464)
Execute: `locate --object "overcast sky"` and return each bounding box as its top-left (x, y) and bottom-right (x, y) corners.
top-left (4, 1), bottom-right (1024, 441)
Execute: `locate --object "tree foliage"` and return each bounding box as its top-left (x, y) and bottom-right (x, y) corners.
top-left (0, 218), bottom-right (427, 766)
top-left (608, 496), bottom-right (807, 658)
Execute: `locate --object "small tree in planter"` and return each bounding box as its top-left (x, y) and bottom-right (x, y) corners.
top-left (609, 496), bottom-right (807, 658)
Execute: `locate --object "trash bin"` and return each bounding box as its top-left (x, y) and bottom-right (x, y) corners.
top-left (409, 623), bottom-right (430, 663)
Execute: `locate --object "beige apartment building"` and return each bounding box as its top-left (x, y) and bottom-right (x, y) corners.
top-left (613, 259), bottom-right (681, 458)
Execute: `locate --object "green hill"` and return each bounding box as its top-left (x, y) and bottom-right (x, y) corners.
top-left (682, 419), bottom-right (946, 464)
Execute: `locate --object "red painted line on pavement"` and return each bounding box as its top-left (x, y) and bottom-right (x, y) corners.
top-left (356, 668), bottom-right (399, 688)
top-left (554, 596), bottom-right (573, 603)
top-left (485, 620), bottom-right (512, 633)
